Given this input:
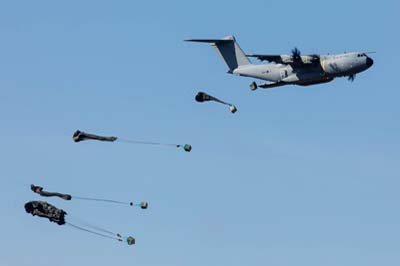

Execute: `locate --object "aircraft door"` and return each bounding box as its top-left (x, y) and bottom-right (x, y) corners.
top-left (280, 69), bottom-right (288, 80)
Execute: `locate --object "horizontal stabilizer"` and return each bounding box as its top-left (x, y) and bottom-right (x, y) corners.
top-left (185, 39), bottom-right (233, 43)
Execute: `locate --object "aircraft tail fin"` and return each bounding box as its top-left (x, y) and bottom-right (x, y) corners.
top-left (186, 36), bottom-right (251, 72)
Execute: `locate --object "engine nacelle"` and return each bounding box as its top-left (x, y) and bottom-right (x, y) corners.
top-left (280, 54), bottom-right (319, 65)
top-left (280, 55), bottom-right (292, 64)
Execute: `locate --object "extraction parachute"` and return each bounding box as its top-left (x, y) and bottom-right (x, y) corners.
top-left (31, 184), bottom-right (148, 209)
top-left (73, 130), bottom-right (192, 152)
top-left (73, 130), bottom-right (117, 143)
top-left (24, 200), bottom-right (136, 245)
top-left (195, 91), bottom-right (237, 113)
top-left (31, 184), bottom-right (72, 200)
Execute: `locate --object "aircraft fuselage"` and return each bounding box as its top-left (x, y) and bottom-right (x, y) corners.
top-left (234, 52), bottom-right (374, 86)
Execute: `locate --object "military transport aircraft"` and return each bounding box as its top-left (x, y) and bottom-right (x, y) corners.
top-left (186, 36), bottom-right (374, 90)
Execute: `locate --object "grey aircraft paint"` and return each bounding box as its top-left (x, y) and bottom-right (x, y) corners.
top-left (186, 36), bottom-right (374, 90)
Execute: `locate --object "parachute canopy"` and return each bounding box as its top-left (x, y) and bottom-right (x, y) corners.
top-left (25, 201), bottom-right (67, 225)
top-left (73, 130), bottom-right (192, 152)
top-left (195, 91), bottom-right (237, 113)
top-left (31, 184), bottom-right (72, 200)
top-left (73, 130), bottom-right (117, 143)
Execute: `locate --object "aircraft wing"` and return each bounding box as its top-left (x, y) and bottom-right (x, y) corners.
top-left (246, 54), bottom-right (283, 63)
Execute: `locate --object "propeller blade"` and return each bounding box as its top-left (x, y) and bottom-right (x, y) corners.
top-left (291, 47), bottom-right (301, 56)
top-left (291, 47), bottom-right (302, 62)
top-left (348, 74), bottom-right (356, 82)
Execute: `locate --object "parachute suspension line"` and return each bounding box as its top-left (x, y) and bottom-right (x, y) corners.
top-left (71, 196), bottom-right (147, 209)
top-left (66, 223), bottom-right (121, 241)
top-left (67, 215), bottom-right (119, 236)
top-left (72, 196), bottom-right (130, 206)
top-left (210, 98), bottom-right (229, 106)
top-left (118, 138), bottom-right (192, 152)
top-left (118, 138), bottom-right (179, 148)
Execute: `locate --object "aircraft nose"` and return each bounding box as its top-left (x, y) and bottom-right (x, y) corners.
top-left (366, 57), bottom-right (374, 68)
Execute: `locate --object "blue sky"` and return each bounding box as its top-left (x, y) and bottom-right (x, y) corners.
top-left (0, 0), bottom-right (399, 265)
